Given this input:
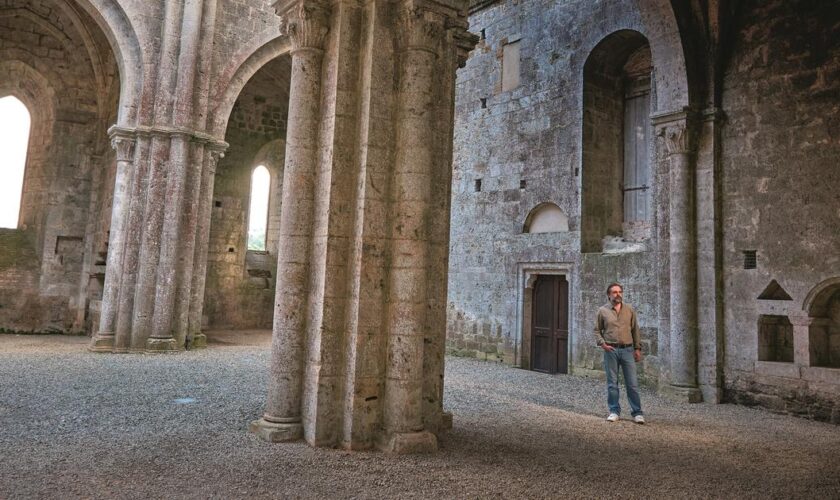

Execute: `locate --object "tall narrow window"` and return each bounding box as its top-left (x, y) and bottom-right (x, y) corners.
top-left (0, 96), bottom-right (31, 229)
top-left (247, 165), bottom-right (270, 251)
top-left (502, 40), bottom-right (521, 91)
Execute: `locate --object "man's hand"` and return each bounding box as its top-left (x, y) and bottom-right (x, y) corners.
top-left (634, 349), bottom-right (642, 362)
top-left (601, 344), bottom-right (615, 352)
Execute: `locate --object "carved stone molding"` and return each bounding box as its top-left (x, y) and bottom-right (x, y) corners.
top-left (445, 17), bottom-right (479, 68)
top-left (110, 135), bottom-right (136, 163)
top-left (659, 123), bottom-right (693, 155)
top-left (396, 6), bottom-right (445, 53)
top-left (205, 146), bottom-right (225, 175)
top-left (274, 0), bottom-right (331, 51)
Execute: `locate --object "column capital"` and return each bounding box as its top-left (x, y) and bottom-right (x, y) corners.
top-left (446, 17), bottom-right (479, 68)
top-left (274, 0), bottom-right (331, 52)
top-left (658, 122), bottom-right (694, 155)
top-left (396, 5), bottom-right (446, 53)
top-left (110, 134), bottom-right (136, 163)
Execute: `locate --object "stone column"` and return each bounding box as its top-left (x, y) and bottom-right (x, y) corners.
top-left (114, 133), bottom-right (152, 352)
top-left (250, 0), bottom-right (330, 442)
top-left (660, 119), bottom-right (702, 402)
top-left (380, 7), bottom-right (443, 454)
top-left (147, 132), bottom-right (191, 351)
top-left (90, 130), bottom-right (136, 352)
top-left (187, 145), bottom-right (224, 348)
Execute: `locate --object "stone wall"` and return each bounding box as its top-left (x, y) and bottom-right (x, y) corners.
top-left (448, 0), bottom-right (664, 384)
top-left (719, 0), bottom-right (840, 422)
top-left (203, 56), bottom-right (290, 330)
top-left (0, 0), bottom-right (119, 333)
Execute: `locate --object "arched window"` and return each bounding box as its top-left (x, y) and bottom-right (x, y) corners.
top-left (581, 31), bottom-right (653, 252)
top-left (523, 203), bottom-right (569, 233)
top-left (247, 165), bottom-right (270, 251)
top-left (0, 96), bottom-right (31, 229)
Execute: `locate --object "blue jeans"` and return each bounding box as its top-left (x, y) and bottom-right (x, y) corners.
top-left (603, 347), bottom-right (643, 416)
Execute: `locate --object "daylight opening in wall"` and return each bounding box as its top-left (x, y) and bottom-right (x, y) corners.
top-left (247, 165), bottom-right (270, 251)
top-left (0, 96), bottom-right (31, 229)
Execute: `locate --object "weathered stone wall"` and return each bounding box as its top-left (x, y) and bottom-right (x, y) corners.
top-left (719, 0), bottom-right (840, 422)
top-left (0, 0), bottom-right (119, 333)
top-left (203, 56), bottom-right (290, 330)
top-left (448, 0), bottom-right (665, 383)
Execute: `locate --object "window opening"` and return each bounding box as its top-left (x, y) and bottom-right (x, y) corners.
top-left (502, 40), bottom-right (521, 91)
top-left (247, 165), bottom-right (270, 251)
top-left (0, 96), bottom-right (31, 229)
top-left (757, 315), bottom-right (794, 363)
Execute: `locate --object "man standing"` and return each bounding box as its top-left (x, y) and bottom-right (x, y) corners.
top-left (593, 283), bottom-right (645, 424)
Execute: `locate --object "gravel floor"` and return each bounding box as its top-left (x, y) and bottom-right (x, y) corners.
top-left (1, 331), bottom-right (839, 499)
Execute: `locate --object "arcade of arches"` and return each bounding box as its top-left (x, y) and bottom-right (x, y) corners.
top-left (0, 0), bottom-right (838, 454)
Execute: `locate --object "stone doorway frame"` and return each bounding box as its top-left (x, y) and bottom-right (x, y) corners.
top-left (515, 262), bottom-right (574, 370)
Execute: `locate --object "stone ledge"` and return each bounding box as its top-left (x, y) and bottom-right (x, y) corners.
top-left (379, 431), bottom-right (438, 454)
top-left (249, 418), bottom-right (303, 442)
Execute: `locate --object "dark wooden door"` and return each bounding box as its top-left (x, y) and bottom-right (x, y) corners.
top-left (531, 275), bottom-right (569, 374)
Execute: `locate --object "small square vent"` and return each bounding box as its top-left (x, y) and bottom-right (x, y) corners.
top-left (743, 250), bottom-right (757, 270)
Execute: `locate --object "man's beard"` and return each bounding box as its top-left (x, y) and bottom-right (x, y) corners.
top-left (610, 297), bottom-right (622, 305)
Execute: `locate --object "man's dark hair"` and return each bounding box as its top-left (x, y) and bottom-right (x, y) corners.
top-left (606, 282), bottom-right (623, 294)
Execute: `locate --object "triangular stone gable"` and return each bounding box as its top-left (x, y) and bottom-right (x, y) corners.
top-left (758, 280), bottom-right (793, 301)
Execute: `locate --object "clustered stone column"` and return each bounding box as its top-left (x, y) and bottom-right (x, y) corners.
top-left (659, 115), bottom-right (703, 402)
top-left (380, 7), bottom-right (444, 453)
top-left (251, 0), bottom-right (477, 452)
top-left (90, 0), bottom-right (227, 354)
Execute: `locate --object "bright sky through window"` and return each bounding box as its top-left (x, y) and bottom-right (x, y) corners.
top-left (247, 165), bottom-right (270, 251)
top-left (0, 96), bottom-right (30, 229)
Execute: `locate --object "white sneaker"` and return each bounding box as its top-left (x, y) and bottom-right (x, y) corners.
top-left (633, 415), bottom-right (645, 424)
top-left (606, 413), bottom-right (619, 422)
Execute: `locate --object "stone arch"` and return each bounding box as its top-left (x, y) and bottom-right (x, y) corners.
top-left (803, 278), bottom-right (840, 369)
top-left (803, 277), bottom-right (840, 315)
top-left (209, 35), bottom-right (292, 138)
top-left (64, 0), bottom-right (144, 125)
top-left (523, 203), bottom-right (569, 233)
top-left (576, 0), bottom-right (691, 112)
top-left (0, 60), bottom-right (57, 234)
top-left (581, 30), bottom-right (654, 252)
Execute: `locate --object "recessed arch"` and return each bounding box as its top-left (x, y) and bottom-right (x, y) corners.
top-left (60, 0), bottom-right (145, 125)
top-left (523, 203), bottom-right (569, 234)
top-left (803, 277), bottom-right (840, 315)
top-left (209, 35), bottom-right (292, 138)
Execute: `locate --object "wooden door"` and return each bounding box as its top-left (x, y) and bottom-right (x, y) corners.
top-left (531, 275), bottom-right (569, 374)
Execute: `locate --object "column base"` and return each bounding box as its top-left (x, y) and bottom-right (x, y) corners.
top-left (145, 338), bottom-right (180, 353)
top-left (249, 418), bottom-right (303, 442)
top-left (441, 411), bottom-right (454, 431)
top-left (660, 384), bottom-right (703, 403)
top-left (188, 334), bottom-right (207, 349)
top-left (379, 430), bottom-right (438, 454)
top-left (89, 334), bottom-right (115, 352)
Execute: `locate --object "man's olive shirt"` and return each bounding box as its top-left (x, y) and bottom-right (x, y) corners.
top-left (593, 302), bottom-right (641, 349)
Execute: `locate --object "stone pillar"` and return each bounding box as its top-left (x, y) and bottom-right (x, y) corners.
top-left (90, 130), bottom-right (136, 352)
top-left (659, 117), bottom-right (703, 402)
top-left (114, 133), bottom-right (152, 352)
top-left (380, 6), bottom-right (443, 454)
top-left (250, 0), bottom-right (330, 442)
top-left (187, 145), bottom-right (224, 348)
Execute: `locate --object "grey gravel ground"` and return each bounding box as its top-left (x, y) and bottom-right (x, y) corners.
top-left (1, 331), bottom-right (839, 499)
